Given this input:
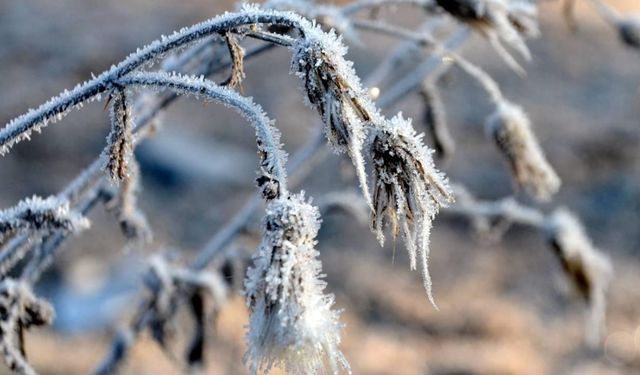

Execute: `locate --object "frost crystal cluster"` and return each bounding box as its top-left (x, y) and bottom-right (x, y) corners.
top-left (244, 193), bottom-right (349, 375)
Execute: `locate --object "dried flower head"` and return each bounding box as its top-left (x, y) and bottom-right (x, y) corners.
top-left (0, 279), bottom-right (54, 375)
top-left (545, 208), bottom-right (612, 346)
top-left (617, 15), bottom-right (640, 48)
top-left (292, 33), bottom-right (379, 207)
top-left (137, 256), bottom-right (228, 366)
top-left (370, 115), bottom-right (453, 306)
top-left (485, 100), bottom-right (560, 201)
top-left (434, 0), bottom-right (536, 74)
top-left (244, 193), bottom-right (349, 375)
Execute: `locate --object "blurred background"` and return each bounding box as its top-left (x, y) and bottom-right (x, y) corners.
top-left (0, 0), bottom-right (638, 374)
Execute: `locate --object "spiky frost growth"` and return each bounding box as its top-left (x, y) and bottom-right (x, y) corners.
top-left (244, 193), bottom-right (349, 375)
top-left (0, 196), bottom-right (89, 242)
top-left (105, 89), bottom-right (134, 182)
top-left (617, 16), bottom-right (640, 48)
top-left (545, 208), bottom-right (612, 347)
top-left (434, 0), bottom-right (537, 74)
top-left (369, 115), bottom-right (453, 306)
top-left (291, 31), bottom-right (381, 208)
top-left (485, 100), bottom-right (560, 201)
top-left (0, 279), bottom-right (54, 375)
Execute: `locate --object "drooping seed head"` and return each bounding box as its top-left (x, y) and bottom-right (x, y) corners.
top-left (545, 208), bottom-right (612, 346)
top-left (369, 114), bottom-right (453, 307)
top-left (485, 100), bottom-right (560, 201)
top-left (244, 193), bottom-right (349, 375)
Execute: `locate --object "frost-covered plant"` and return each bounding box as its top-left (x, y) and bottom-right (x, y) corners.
top-left (433, 0), bottom-right (536, 74)
top-left (0, 0), bottom-right (629, 373)
top-left (0, 280), bottom-right (54, 375)
top-left (244, 193), bottom-right (349, 375)
top-left (370, 115), bottom-right (452, 306)
top-left (545, 209), bottom-right (612, 347)
top-left (0, 196), bottom-right (89, 242)
top-left (485, 100), bottom-right (561, 201)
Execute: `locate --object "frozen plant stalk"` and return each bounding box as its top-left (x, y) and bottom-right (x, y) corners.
top-left (485, 100), bottom-right (560, 201)
top-left (244, 193), bottom-right (349, 375)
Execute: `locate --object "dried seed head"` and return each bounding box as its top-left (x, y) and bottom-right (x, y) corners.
top-left (617, 16), bottom-right (640, 48)
top-left (140, 256), bottom-right (228, 363)
top-left (370, 115), bottom-right (453, 307)
top-left (244, 193), bottom-right (349, 375)
top-left (0, 279), bottom-right (54, 375)
top-left (435, 0), bottom-right (536, 74)
top-left (292, 35), bottom-right (379, 208)
top-left (485, 100), bottom-right (560, 201)
top-left (545, 208), bottom-right (612, 346)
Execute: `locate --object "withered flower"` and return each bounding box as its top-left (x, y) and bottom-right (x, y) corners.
top-left (369, 115), bottom-right (453, 307)
top-left (434, 0), bottom-right (536, 74)
top-left (244, 193), bottom-right (349, 375)
top-left (292, 36), bottom-right (378, 207)
top-left (485, 100), bottom-right (560, 201)
top-left (545, 208), bottom-right (612, 346)
top-left (0, 280), bottom-right (54, 375)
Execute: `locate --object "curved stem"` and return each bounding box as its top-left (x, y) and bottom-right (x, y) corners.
top-left (116, 72), bottom-right (289, 190)
top-left (0, 42), bottom-right (278, 278)
top-left (0, 8), bottom-right (331, 153)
